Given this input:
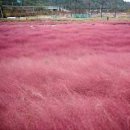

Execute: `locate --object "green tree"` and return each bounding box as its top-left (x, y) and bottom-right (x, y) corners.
top-left (0, 0), bottom-right (3, 18)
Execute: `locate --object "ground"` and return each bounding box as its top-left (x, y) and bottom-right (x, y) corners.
top-left (0, 21), bottom-right (130, 130)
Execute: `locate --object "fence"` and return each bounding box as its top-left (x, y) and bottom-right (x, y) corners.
top-left (1, 5), bottom-right (93, 19)
top-left (2, 5), bottom-right (72, 18)
top-left (2, 5), bottom-right (119, 19)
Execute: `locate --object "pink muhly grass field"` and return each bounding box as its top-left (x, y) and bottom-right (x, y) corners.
top-left (0, 22), bottom-right (130, 130)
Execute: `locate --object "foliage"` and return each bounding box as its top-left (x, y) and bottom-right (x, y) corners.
top-left (0, 0), bottom-right (2, 6)
top-left (1, 0), bottom-right (129, 12)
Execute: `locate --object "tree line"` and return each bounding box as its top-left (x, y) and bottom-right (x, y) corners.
top-left (0, 0), bottom-right (130, 18)
top-left (0, 0), bottom-right (127, 8)
top-left (1, 0), bottom-right (128, 9)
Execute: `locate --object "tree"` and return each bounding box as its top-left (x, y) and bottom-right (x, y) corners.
top-left (0, 0), bottom-right (3, 18)
top-left (91, 0), bottom-right (107, 17)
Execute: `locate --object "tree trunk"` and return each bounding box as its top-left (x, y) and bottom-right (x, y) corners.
top-left (0, 6), bottom-right (3, 18)
top-left (100, 4), bottom-right (103, 18)
top-left (114, 0), bottom-right (117, 18)
top-left (114, 9), bottom-right (117, 17)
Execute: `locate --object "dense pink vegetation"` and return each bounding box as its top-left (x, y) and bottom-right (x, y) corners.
top-left (0, 22), bottom-right (130, 130)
